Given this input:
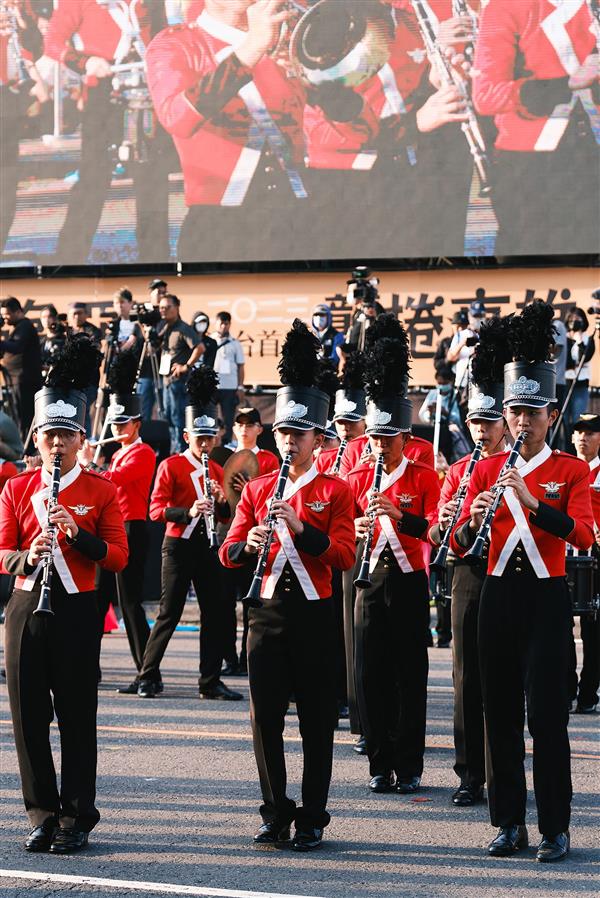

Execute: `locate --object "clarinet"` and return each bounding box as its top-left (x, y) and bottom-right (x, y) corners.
top-left (243, 452), bottom-right (293, 609)
top-left (354, 451), bottom-right (385, 589)
top-left (201, 452), bottom-right (219, 551)
top-left (430, 440), bottom-right (483, 573)
top-left (411, 0), bottom-right (491, 196)
top-left (451, 0), bottom-right (478, 65)
top-left (331, 438), bottom-right (348, 475)
top-left (463, 432), bottom-right (527, 565)
top-left (34, 453), bottom-right (62, 616)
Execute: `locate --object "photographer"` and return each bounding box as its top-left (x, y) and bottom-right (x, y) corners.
top-left (39, 304), bottom-right (68, 372)
top-left (446, 301), bottom-right (486, 395)
top-left (106, 288), bottom-right (144, 355)
top-left (157, 294), bottom-right (205, 453)
top-left (311, 304), bottom-right (344, 367)
top-left (136, 280), bottom-right (167, 421)
top-left (0, 297), bottom-right (42, 447)
top-left (67, 302), bottom-right (101, 436)
top-left (344, 268), bottom-right (385, 351)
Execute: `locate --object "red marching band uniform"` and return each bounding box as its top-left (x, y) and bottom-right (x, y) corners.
top-left (149, 449), bottom-right (227, 538)
top-left (339, 432), bottom-right (435, 476)
top-left (253, 446), bottom-right (280, 478)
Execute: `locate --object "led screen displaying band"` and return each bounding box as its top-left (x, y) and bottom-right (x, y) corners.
top-left (1, 0), bottom-right (598, 267)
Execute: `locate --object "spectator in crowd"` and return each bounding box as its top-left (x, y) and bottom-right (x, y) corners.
top-left (108, 288), bottom-right (144, 354)
top-left (419, 364), bottom-right (470, 462)
top-left (0, 297), bottom-right (42, 447)
top-left (311, 303), bottom-right (344, 367)
top-left (136, 279), bottom-right (168, 422)
top-left (67, 301), bottom-right (102, 436)
top-left (0, 404), bottom-right (24, 464)
top-left (191, 312), bottom-right (217, 368)
top-left (446, 301), bottom-right (486, 394)
top-left (565, 307), bottom-right (596, 434)
top-left (39, 304), bottom-right (68, 372)
top-left (551, 309), bottom-right (568, 451)
top-left (157, 293), bottom-right (205, 452)
top-left (434, 310), bottom-right (468, 374)
top-left (211, 311), bottom-right (245, 446)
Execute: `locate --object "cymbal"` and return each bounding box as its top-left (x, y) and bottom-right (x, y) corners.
top-left (222, 449), bottom-right (260, 509)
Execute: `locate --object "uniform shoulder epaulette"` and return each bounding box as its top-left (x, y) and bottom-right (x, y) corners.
top-left (83, 466), bottom-right (107, 480)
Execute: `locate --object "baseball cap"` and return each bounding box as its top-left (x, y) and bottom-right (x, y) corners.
top-left (451, 310), bottom-right (469, 326)
top-left (572, 414), bottom-right (600, 433)
top-left (469, 300), bottom-right (486, 317)
top-left (148, 278), bottom-right (167, 292)
top-left (235, 407), bottom-right (262, 426)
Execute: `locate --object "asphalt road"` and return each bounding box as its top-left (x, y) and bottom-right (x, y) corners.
top-left (1, 626), bottom-right (598, 898)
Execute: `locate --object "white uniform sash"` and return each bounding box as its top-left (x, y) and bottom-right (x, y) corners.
top-left (180, 449), bottom-right (209, 540)
top-left (22, 464), bottom-right (82, 594)
top-left (263, 464), bottom-right (321, 601)
top-left (491, 444), bottom-right (552, 578)
top-left (368, 456), bottom-right (414, 574)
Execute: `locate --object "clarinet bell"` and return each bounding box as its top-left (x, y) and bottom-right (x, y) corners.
top-left (353, 561), bottom-right (372, 590)
top-left (463, 538), bottom-right (485, 567)
top-left (33, 588), bottom-right (54, 616)
top-left (429, 544), bottom-right (448, 574)
top-left (242, 577), bottom-right (264, 609)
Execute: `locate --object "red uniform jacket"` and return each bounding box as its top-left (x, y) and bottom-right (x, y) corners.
top-left (44, 0), bottom-right (154, 73)
top-left (0, 464), bottom-right (128, 593)
top-left (255, 447), bottom-right (280, 476)
top-left (150, 449), bottom-right (227, 539)
top-left (588, 455), bottom-right (600, 528)
top-left (339, 433), bottom-right (434, 476)
top-left (348, 456), bottom-right (440, 574)
top-left (146, 11), bottom-right (306, 206)
top-left (315, 446), bottom-right (342, 475)
top-left (101, 438), bottom-right (156, 522)
top-left (219, 465), bottom-right (356, 601)
top-left (473, 0), bottom-right (599, 151)
top-left (0, 461), bottom-right (19, 493)
top-left (451, 445), bottom-right (594, 577)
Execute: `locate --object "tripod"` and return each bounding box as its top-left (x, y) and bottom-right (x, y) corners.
top-left (0, 364), bottom-right (18, 425)
top-left (135, 327), bottom-right (165, 419)
top-left (91, 331), bottom-right (117, 440)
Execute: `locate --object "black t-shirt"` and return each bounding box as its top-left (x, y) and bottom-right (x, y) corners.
top-left (0, 317), bottom-right (42, 387)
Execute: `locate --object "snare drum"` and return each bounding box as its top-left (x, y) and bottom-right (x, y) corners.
top-left (565, 554), bottom-right (600, 617)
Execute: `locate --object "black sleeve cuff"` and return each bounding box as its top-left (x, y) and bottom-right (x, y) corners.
top-left (216, 500), bottom-right (231, 523)
top-left (227, 541), bottom-right (253, 565)
top-left (398, 512), bottom-right (428, 539)
top-left (67, 527), bottom-right (107, 562)
top-left (164, 507), bottom-right (192, 524)
top-left (520, 77), bottom-right (571, 116)
top-left (62, 47), bottom-right (89, 75)
top-left (2, 549), bottom-right (35, 576)
top-left (530, 501), bottom-right (574, 540)
top-left (429, 523), bottom-right (443, 546)
top-left (294, 522), bottom-right (330, 557)
top-left (455, 521), bottom-right (476, 550)
top-left (185, 54), bottom-right (253, 119)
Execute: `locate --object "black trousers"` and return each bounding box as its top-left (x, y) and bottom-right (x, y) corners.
top-left (451, 562), bottom-right (486, 789)
top-left (13, 379), bottom-right (38, 450)
top-left (355, 559), bottom-right (430, 778)
top-left (97, 520), bottom-right (151, 674)
top-left (331, 568), bottom-right (347, 705)
top-left (342, 567), bottom-right (361, 734)
top-left (55, 79), bottom-right (170, 264)
top-left (247, 567), bottom-right (337, 830)
top-left (139, 533), bottom-right (224, 689)
top-left (478, 574), bottom-right (572, 835)
top-left (4, 586), bottom-right (101, 831)
top-left (569, 612), bottom-right (600, 708)
top-left (223, 564), bottom-right (251, 667)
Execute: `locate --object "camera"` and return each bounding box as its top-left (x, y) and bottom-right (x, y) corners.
top-left (465, 335), bottom-right (479, 348)
top-left (346, 266), bottom-right (380, 308)
top-left (48, 320), bottom-right (67, 338)
top-left (131, 302), bottom-right (161, 327)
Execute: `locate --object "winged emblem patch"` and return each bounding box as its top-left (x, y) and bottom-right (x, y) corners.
top-left (539, 481), bottom-right (566, 500)
top-left (305, 500), bottom-right (330, 513)
top-left (398, 493), bottom-right (416, 508)
top-left (68, 504), bottom-right (95, 516)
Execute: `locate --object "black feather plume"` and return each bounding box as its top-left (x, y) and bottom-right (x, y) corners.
top-left (341, 349), bottom-right (365, 390)
top-left (363, 328), bottom-right (411, 403)
top-left (278, 319), bottom-right (321, 387)
top-left (45, 333), bottom-right (102, 391)
top-left (314, 360), bottom-right (341, 418)
top-left (508, 300), bottom-right (556, 362)
top-left (364, 312), bottom-right (403, 347)
top-left (186, 365), bottom-right (219, 406)
top-left (107, 350), bottom-right (138, 395)
top-left (471, 315), bottom-right (513, 386)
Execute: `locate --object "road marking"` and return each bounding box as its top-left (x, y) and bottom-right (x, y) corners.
top-left (1, 720), bottom-right (598, 759)
top-left (0, 870), bottom-right (325, 898)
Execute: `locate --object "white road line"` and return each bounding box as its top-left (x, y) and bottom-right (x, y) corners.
top-left (0, 870), bottom-right (326, 898)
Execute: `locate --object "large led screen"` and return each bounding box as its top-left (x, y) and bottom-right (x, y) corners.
top-left (1, 0), bottom-right (598, 267)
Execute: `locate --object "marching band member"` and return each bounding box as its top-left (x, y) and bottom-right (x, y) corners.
top-left (220, 321), bottom-right (355, 852)
top-left (430, 316), bottom-right (510, 807)
top-left (451, 301), bottom-right (594, 862)
top-left (0, 336), bottom-right (128, 854)
top-left (136, 366), bottom-right (242, 701)
top-left (44, 0), bottom-right (171, 263)
top-left (473, 0), bottom-right (600, 256)
top-left (146, 0), bottom-right (309, 263)
top-left (569, 414), bottom-right (600, 715)
top-left (349, 315), bottom-right (440, 795)
top-left (232, 406), bottom-right (279, 476)
top-left (79, 350), bottom-right (157, 693)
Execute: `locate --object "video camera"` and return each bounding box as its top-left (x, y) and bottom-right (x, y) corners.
top-left (346, 266), bottom-right (380, 308)
top-left (131, 302), bottom-right (161, 328)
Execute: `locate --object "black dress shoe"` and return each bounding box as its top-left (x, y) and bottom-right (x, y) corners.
top-left (337, 703), bottom-right (349, 720)
top-left (353, 735), bottom-right (367, 755)
top-left (488, 825), bottom-right (528, 857)
top-left (452, 783), bottom-right (484, 806)
top-left (25, 818), bottom-right (57, 852)
top-left (137, 679), bottom-right (159, 698)
top-left (49, 828), bottom-right (89, 854)
top-left (117, 679), bottom-right (140, 695)
top-left (221, 661), bottom-right (239, 677)
top-left (575, 702), bottom-right (598, 714)
top-left (396, 776), bottom-right (421, 794)
top-left (253, 822), bottom-right (291, 846)
top-left (199, 680), bottom-right (243, 701)
top-left (369, 773), bottom-right (395, 793)
top-left (290, 827), bottom-right (323, 852)
top-left (536, 831), bottom-right (569, 863)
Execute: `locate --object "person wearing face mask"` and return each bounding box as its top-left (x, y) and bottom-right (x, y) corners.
top-left (191, 311), bottom-right (217, 369)
top-left (310, 304), bottom-right (344, 369)
top-left (564, 308), bottom-right (595, 436)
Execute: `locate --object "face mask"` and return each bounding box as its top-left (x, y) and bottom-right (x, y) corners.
top-left (195, 320), bottom-right (208, 334)
top-left (313, 315), bottom-right (328, 330)
top-left (570, 319), bottom-right (584, 332)
top-left (438, 384), bottom-right (452, 394)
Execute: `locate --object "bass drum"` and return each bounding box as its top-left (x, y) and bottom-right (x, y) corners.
top-left (565, 554), bottom-right (600, 617)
